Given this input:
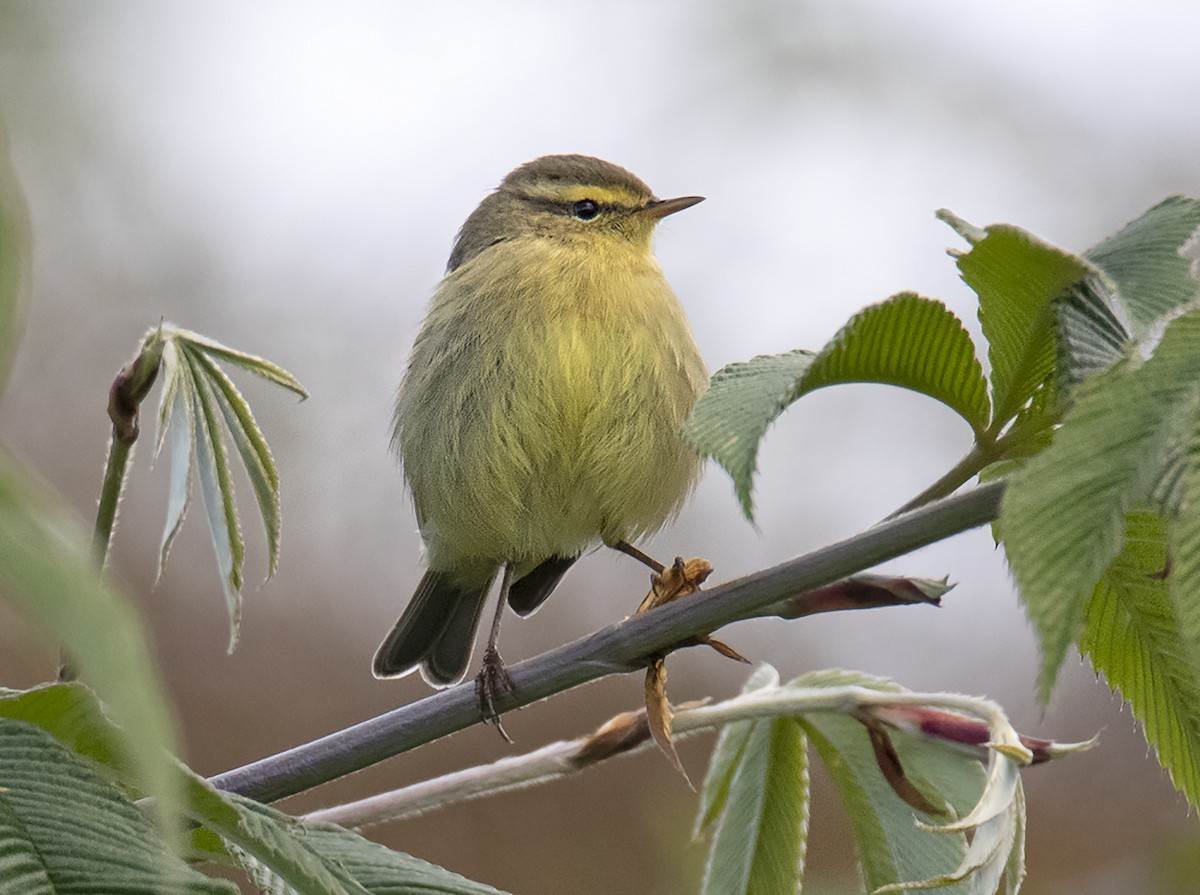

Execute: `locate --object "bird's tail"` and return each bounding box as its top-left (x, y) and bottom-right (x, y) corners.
top-left (372, 568), bottom-right (495, 685)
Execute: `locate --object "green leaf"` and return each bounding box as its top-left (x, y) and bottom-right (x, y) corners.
top-left (683, 350), bottom-right (814, 519)
top-left (793, 292), bottom-right (990, 438)
top-left (157, 349), bottom-right (196, 580)
top-left (1055, 272), bottom-right (1131, 390)
top-left (149, 327), bottom-right (305, 643)
top-left (182, 775), bottom-right (508, 895)
top-left (1086, 196), bottom-right (1200, 329)
top-left (232, 806), bottom-right (512, 895)
top-left (1002, 362), bottom-right (1165, 699)
top-left (1004, 308), bottom-right (1200, 698)
top-left (173, 327), bottom-right (308, 399)
top-left (0, 116), bottom-right (30, 394)
top-left (1082, 512), bottom-right (1200, 809)
top-left (697, 717), bottom-right (808, 895)
top-left (790, 672), bottom-right (980, 894)
top-left (0, 719), bottom-right (234, 894)
top-left (685, 294), bottom-right (988, 520)
top-left (188, 346), bottom-right (283, 578)
top-left (183, 348), bottom-right (246, 651)
top-left (0, 682), bottom-right (124, 772)
top-left (0, 452), bottom-right (182, 842)
top-left (948, 218), bottom-right (1092, 427)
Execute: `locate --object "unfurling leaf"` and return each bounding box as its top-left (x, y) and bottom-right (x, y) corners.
top-left (694, 667), bottom-right (810, 895)
top-left (147, 325), bottom-right (306, 650)
top-left (765, 573), bottom-right (952, 620)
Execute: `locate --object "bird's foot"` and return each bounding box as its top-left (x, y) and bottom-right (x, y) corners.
top-left (475, 646), bottom-right (515, 743)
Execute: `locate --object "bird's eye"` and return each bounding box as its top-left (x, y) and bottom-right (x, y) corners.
top-left (572, 199), bottom-right (600, 220)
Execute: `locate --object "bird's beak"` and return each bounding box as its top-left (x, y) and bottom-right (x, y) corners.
top-left (642, 195), bottom-right (705, 219)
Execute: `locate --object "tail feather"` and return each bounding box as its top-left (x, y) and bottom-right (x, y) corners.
top-left (507, 554), bottom-right (577, 617)
top-left (424, 583), bottom-right (492, 685)
top-left (372, 569), bottom-right (495, 683)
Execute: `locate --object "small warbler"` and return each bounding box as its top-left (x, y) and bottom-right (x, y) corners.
top-left (372, 155), bottom-right (707, 715)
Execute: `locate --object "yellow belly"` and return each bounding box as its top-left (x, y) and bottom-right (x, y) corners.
top-left (396, 236), bottom-right (707, 583)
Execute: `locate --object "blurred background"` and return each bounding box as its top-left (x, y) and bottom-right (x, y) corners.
top-left (1, 1), bottom-right (1198, 892)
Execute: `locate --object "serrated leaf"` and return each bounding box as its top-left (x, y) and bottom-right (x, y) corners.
top-left (1083, 512), bottom-right (1200, 807)
top-left (1169, 393), bottom-right (1200, 691)
top-left (1004, 308), bottom-right (1200, 699)
top-left (0, 117), bottom-right (30, 394)
top-left (1086, 196), bottom-right (1200, 328)
top-left (189, 347), bottom-right (283, 578)
top-left (949, 219), bottom-right (1092, 427)
top-left (697, 718), bottom-right (808, 895)
top-left (182, 776), bottom-right (508, 895)
top-left (272, 822), bottom-right (510, 895)
top-left (0, 452), bottom-right (182, 843)
top-left (173, 327), bottom-right (308, 399)
top-left (1055, 272), bottom-right (1131, 390)
top-left (695, 665), bottom-right (779, 835)
top-left (0, 720), bottom-right (234, 894)
top-left (684, 350), bottom-right (814, 519)
top-left (182, 349), bottom-right (245, 652)
top-left (794, 293), bottom-right (991, 438)
top-left (1001, 365), bottom-right (1166, 699)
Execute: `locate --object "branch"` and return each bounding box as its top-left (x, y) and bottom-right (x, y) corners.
top-left (208, 480), bottom-right (1005, 804)
top-left (306, 672), bottom-right (1088, 832)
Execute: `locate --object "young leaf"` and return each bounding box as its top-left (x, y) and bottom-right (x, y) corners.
top-left (790, 672), bottom-right (979, 894)
top-left (188, 346), bottom-right (283, 578)
top-left (0, 452), bottom-right (182, 841)
top-left (793, 292), bottom-right (990, 438)
top-left (1082, 512), bottom-right (1200, 809)
top-left (146, 326), bottom-right (305, 646)
top-left (157, 356), bottom-right (195, 579)
top-left (183, 348), bottom-right (246, 651)
top-left (683, 350), bottom-right (814, 519)
top-left (947, 218), bottom-right (1092, 427)
top-left (697, 717), bottom-right (808, 895)
top-left (173, 327), bottom-right (308, 399)
top-left (695, 665), bottom-right (779, 835)
top-left (0, 719), bottom-right (234, 894)
top-left (1085, 196), bottom-right (1200, 329)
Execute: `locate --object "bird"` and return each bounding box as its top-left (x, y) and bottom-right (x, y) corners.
top-left (372, 154), bottom-right (707, 722)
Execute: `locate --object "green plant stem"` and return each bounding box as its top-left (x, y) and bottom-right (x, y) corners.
top-left (208, 480), bottom-right (1006, 805)
top-left (92, 436), bottom-right (132, 569)
top-left (890, 444), bottom-right (992, 517)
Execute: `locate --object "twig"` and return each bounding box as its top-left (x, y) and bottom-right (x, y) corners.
top-left (208, 480), bottom-right (1005, 804)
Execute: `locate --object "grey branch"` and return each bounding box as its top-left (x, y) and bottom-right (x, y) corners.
top-left (207, 480), bottom-right (1005, 804)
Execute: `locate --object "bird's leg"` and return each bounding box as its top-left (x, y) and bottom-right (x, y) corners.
top-left (475, 563), bottom-right (516, 741)
top-left (610, 539), bottom-right (666, 574)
